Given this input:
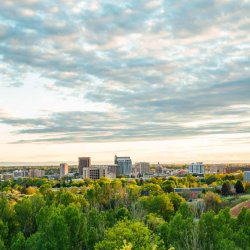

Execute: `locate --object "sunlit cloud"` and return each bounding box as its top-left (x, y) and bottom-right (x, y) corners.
top-left (0, 0), bottom-right (249, 162)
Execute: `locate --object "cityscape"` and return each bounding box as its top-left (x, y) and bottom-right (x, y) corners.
top-left (0, 0), bottom-right (250, 249)
top-left (1, 156), bottom-right (250, 183)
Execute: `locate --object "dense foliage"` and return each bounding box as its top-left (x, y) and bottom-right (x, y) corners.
top-left (0, 175), bottom-right (249, 249)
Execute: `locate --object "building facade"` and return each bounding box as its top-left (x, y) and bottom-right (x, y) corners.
top-left (28, 169), bottom-right (45, 178)
top-left (78, 157), bottom-right (91, 176)
top-left (133, 162), bottom-right (150, 177)
top-left (243, 171), bottom-right (250, 182)
top-left (114, 155), bottom-right (132, 176)
top-left (210, 165), bottom-right (226, 173)
top-left (2, 173), bottom-right (14, 180)
top-left (60, 163), bottom-right (69, 178)
top-left (82, 164), bottom-right (117, 180)
top-left (188, 162), bottom-right (205, 175)
top-left (13, 170), bottom-right (29, 178)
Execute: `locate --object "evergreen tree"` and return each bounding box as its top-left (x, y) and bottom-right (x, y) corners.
top-left (234, 180), bottom-right (245, 194)
top-left (221, 181), bottom-right (231, 196)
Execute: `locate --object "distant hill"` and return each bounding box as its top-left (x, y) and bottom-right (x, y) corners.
top-left (230, 200), bottom-right (250, 217)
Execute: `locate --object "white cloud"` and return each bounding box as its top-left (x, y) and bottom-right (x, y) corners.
top-left (0, 0), bottom-right (250, 162)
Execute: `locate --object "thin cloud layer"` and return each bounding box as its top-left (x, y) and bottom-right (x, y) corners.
top-left (0, 0), bottom-right (250, 144)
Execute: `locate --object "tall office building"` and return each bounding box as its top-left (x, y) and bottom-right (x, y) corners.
top-left (60, 163), bottom-right (69, 178)
top-left (78, 157), bottom-right (91, 176)
top-left (114, 155), bottom-right (132, 176)
top-left (188, 162), bottom-right (205, 175)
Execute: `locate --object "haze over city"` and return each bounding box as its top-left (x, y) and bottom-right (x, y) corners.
top-left (0, 0), bottom-right (250, 164)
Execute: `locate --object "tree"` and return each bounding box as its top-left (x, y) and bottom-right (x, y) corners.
top-left (0, 238), bottom-right (6, 250)
top-left (35, 208), bottom-right (69, 250)
top-left (139, 194), bottom-right (174, 221)
top-left (234, 180), bottom-right (244, 194)
top-left (115, 208), bottom-right (131, 221)
top-left (141, 183), bottom-right (163, 196)
top-left (94, 220), bottom-right (164, 250)
top-left (164, 211), bottom-right (197, 250)
top-left (14, 194), bottom-right (45, 237)
top-left (64, 204), bottom-right (87, 250)
top-left (221, 181), bottom-right (231, 196)
top-left (168, 193), bottom-right (185, 211)
top-left (117, 240), bottom-right (132, 250)
top-left (145, 213), bottom-right (165, 231)
top-left (162, 180), bottom-right (175, 193)
top-left (14, 198), bottom-right (33, 237)
top-left (25, 186), bottom-right (37, 195)
top-left (198, 211), bottom-right (217, 250)
top-left (204, 191), bottom-right (222, 212)
top-left (10, 232), bottom-right (25, 250)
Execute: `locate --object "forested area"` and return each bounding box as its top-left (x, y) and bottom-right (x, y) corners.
top-left (0, 175), bottom-right (249, 249)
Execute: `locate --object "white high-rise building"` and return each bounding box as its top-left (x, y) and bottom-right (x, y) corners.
top-left (188, 162), bottom-right (205, 174)
top-left (114, 155), bottom-right (132, 176)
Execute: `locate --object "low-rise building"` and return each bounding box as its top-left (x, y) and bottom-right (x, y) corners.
top-left (3, 173), bottom-right (14, 180)
top-left (29, 169), bottom-right (45, 178)
top-left (188, 162), bottom-right (205, 175)
top-left (210, 165), bottom-right (226, 174)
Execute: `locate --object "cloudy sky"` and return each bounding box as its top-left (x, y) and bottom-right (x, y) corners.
top-left (0, 0), bottom-right (250, 164)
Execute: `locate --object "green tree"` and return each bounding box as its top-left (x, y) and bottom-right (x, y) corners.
top-left (0, 197), bottom-right (16, 245)
top-left (10, 232), bottom-right (25, 250)
top-left (140, 194), bottom-right (174, 221)
top-left (94, 220), bottom-right (164, 250)
top-left (164, 210), bottom-right (196, 250)
top-left (141, 183), bottom-right (163, 196)
top-left (168, 193), bottom-right (185, 211)
top-left (0, 238), bottom-right (6, 250)
top-left (162, 180), bottom-right (175, 193)
top-left (115, 207), bottom-right (131, 221)
top-left (204, 191), bottom-right (222, 212)
top-left (14, 194), bottom-right (45, 237)
top-left (221, 181), bottom-right (231, 196)
top-left (38, 208), bottom-right (69, 250)
top-left (64, 204), bottom-right (87, 250)
top-left (232, 208), bottom-right (250, 249)
top-left (234, 180), bottom-right (244, 194)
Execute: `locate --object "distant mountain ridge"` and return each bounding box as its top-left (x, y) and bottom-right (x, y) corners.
top-left (0, 161), bottom-right (77, 167)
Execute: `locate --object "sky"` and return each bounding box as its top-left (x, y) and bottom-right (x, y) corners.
top-left (0, 0), bottom-right (250, 164)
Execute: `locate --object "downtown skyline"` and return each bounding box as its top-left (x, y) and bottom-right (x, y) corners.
top-left (0, 0), bottom-right (250, 163)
